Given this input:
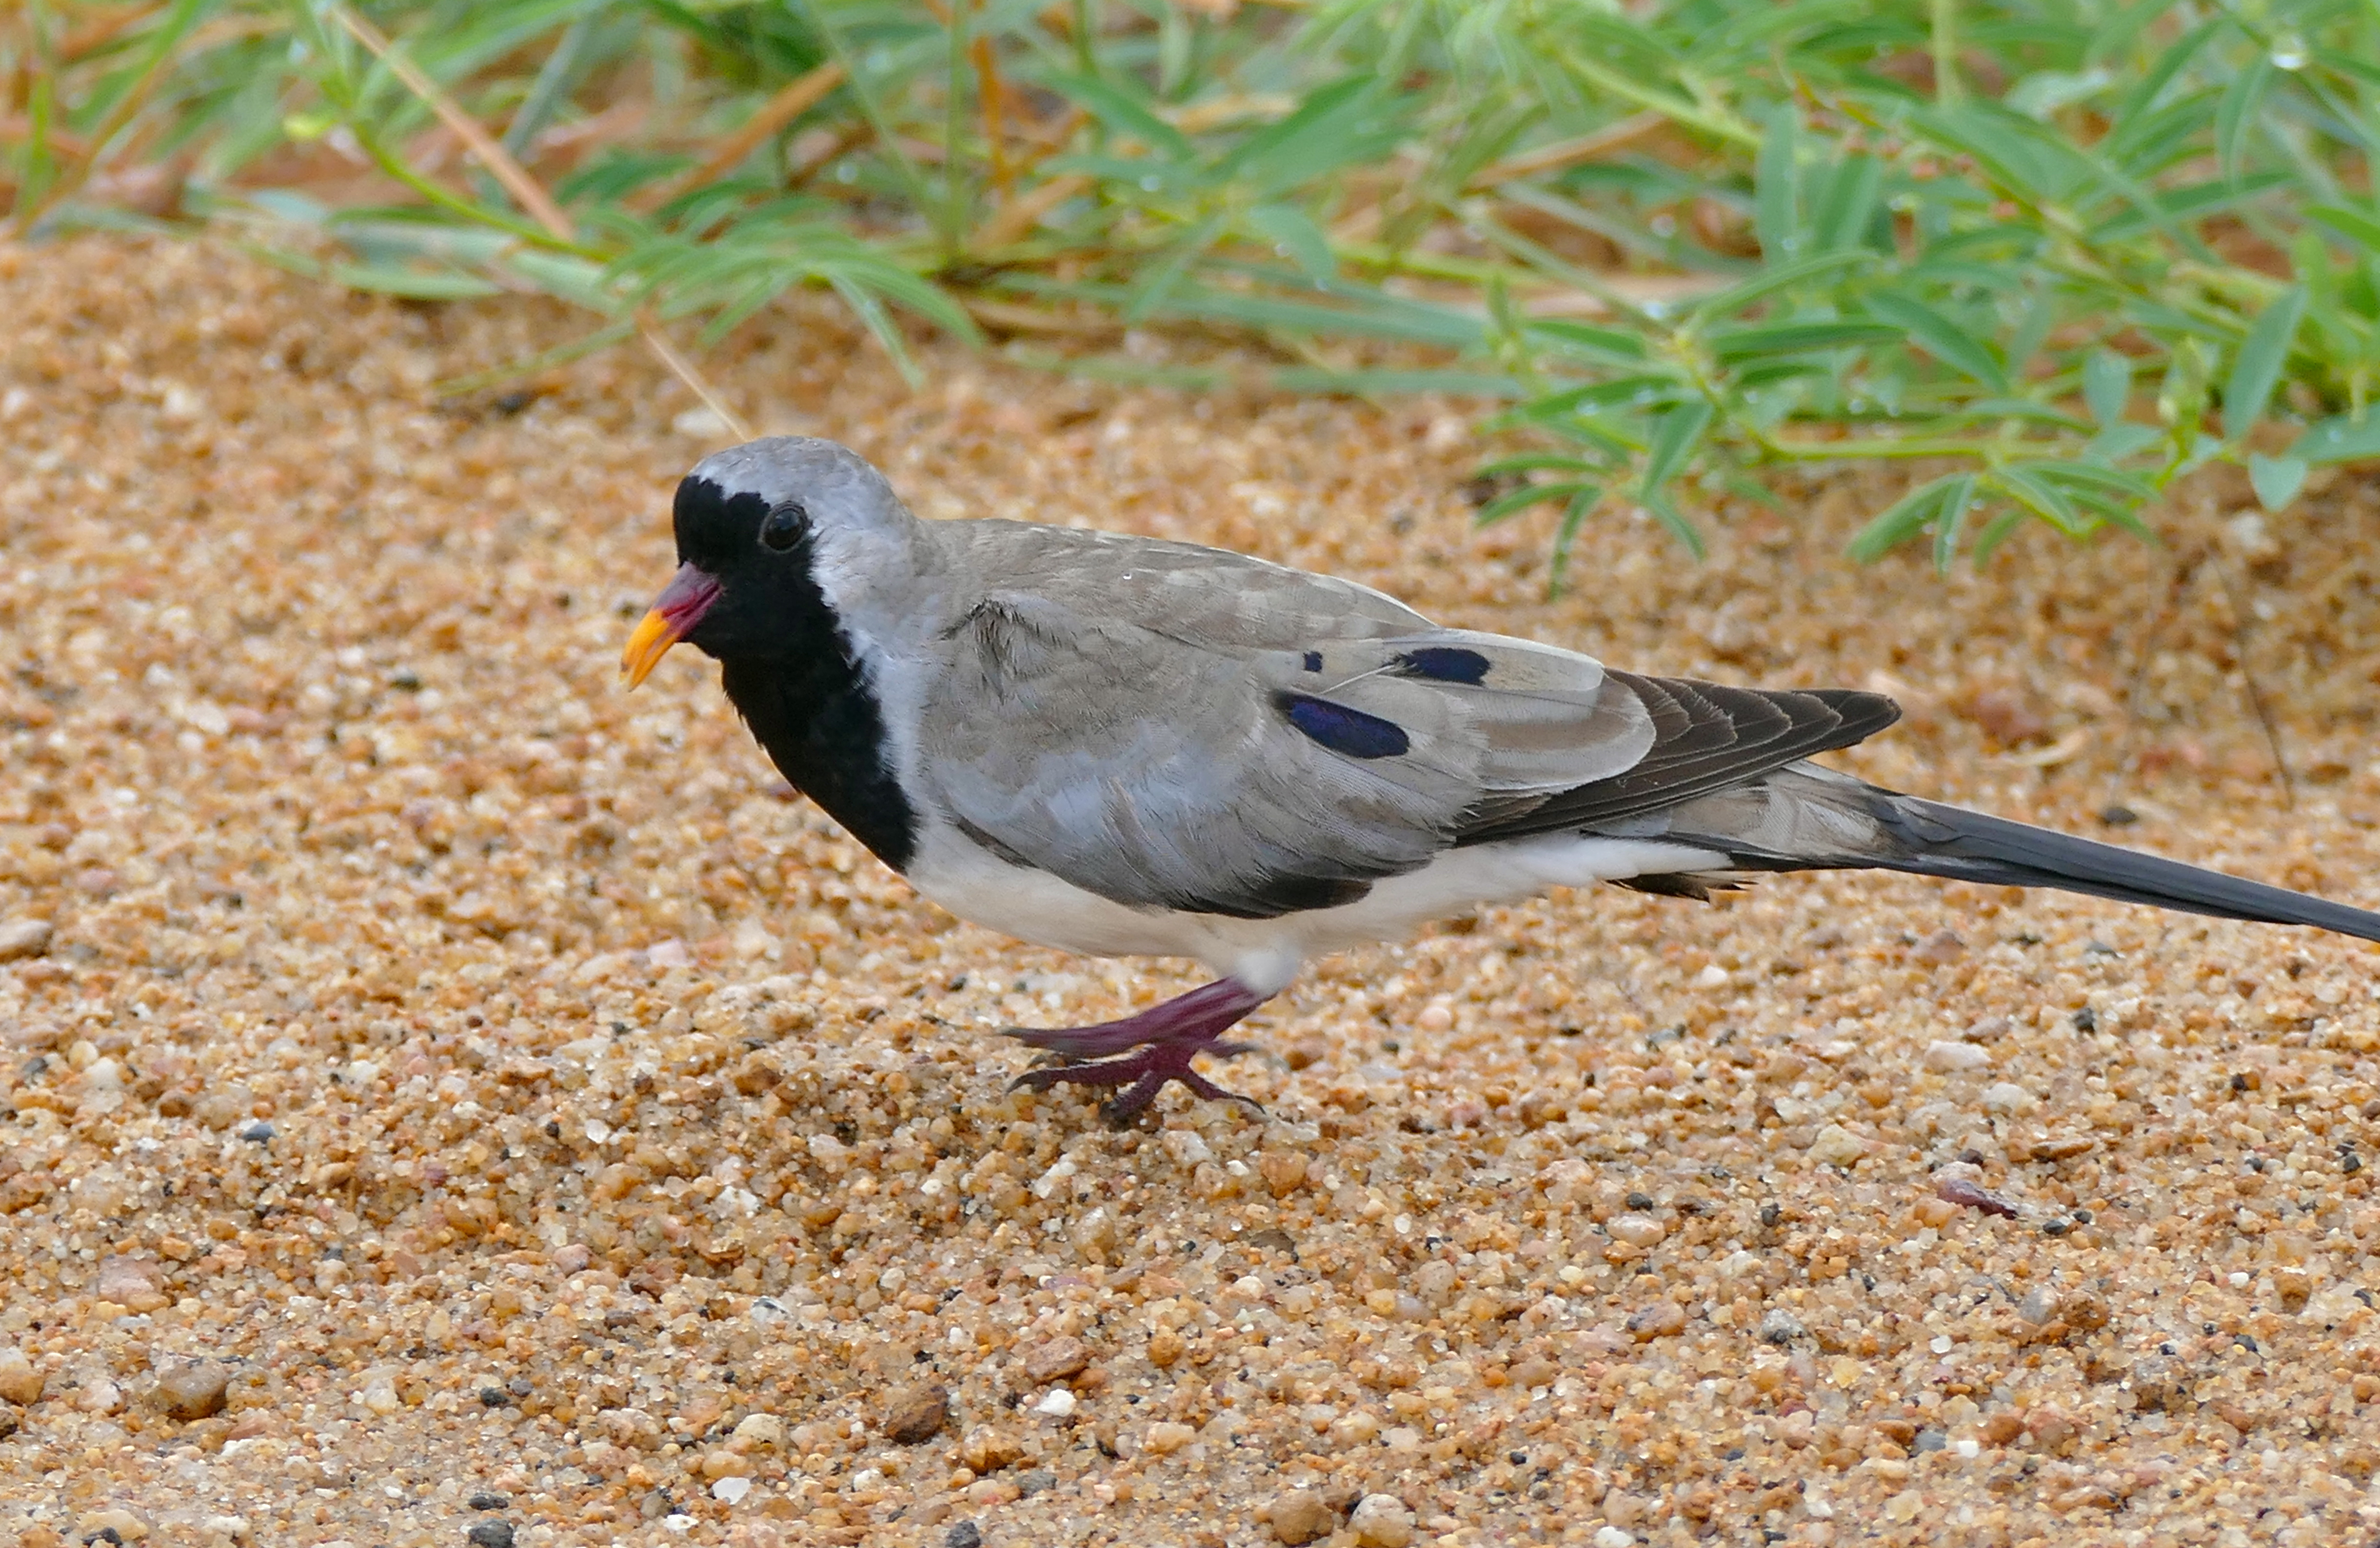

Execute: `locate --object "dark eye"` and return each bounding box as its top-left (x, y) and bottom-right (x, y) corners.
top-left (759, 500), bottom-right (806, 552)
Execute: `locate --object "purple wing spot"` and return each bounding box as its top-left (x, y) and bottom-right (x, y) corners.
top-left (1280, 694), bottom-right (1410, 759)
top-left (1303, 651), bottom-right (1323, 672)
top-left (1395, 647), bottom-right (1491, 685)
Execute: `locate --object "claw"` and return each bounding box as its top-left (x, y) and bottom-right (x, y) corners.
top-left (1000, 978), bottom-right (1275, 1122)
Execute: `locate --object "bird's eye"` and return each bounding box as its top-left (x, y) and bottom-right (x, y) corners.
top-left (758, 500), bottom-right (806, 552)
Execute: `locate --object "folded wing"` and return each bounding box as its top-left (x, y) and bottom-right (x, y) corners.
top-left (917, 561), bottom-right (1903, 918)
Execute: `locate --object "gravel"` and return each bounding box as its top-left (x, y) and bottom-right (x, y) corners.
top-left (2, 236), bottom-right (2379, 1546)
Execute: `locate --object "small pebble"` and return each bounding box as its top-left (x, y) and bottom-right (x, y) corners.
top-left (881, 1382), bottom-right (951, 1444)
top-left (1032, 1387), bottom-right (1076, 1418)
top-left (152, 1361), bottom-right (230, 1421)
top-left (0, 1348), bottom-right (43, 1405)
top-left (0, 919), bottom-right (52, 961)
top-left (1348, 1493), bottom-right (1416, 1548)
top-left (1014, 1469), bottom-right (1056, 1496)
top-left (1021, 1335), bottom-right (1091, 1384)
top-left (1594, 1530), bottom-right (1635, 1548)
top-left (464, 1523), bottom-right (514, 1548)
top-left (238, 1120), bottom-right (275, 1143)
top-left (711, 1476), bottom-right (752, 1505)
top-left (1807, 1123), bottom-right (1869, 1166)
top-left (943, 1524), bottom-right (983, 1548)
top-left (1980, 1082), bottom-right (2038, 1115)
top-left (466, 1494), bottom-right (509, 1511)
top-left (1268, 1488), bottom-right (1334, 1546)
top-left (1914, 928), bottom-right (1964, 964)
top-left (1924, 1039), bottom-right (1992, 1072)
top-left (1606, 1212), bottom-right (1666, 1248)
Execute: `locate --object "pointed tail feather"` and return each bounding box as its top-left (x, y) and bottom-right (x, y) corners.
top-left (1860, 794), bottom-right (2380, 943)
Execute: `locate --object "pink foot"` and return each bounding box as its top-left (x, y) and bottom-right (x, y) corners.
top-left (1007, 979), bottom-right (1272, 1125)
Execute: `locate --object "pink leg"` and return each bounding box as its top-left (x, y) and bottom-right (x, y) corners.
top-left (1007, 978), bottom-right (1272, 1125)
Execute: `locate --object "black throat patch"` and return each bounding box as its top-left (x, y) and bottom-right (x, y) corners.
top-left (682, 482), bottom-right (917, 874)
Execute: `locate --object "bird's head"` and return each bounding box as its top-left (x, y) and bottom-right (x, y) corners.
top-left (621, 436), bottom-right (909, 686)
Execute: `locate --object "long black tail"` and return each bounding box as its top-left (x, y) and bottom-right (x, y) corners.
top-left (1864, 794), bottom-right (2380, 942)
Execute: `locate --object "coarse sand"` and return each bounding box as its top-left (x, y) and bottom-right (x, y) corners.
top-left (2, 237), bottom-right (2380, 1548)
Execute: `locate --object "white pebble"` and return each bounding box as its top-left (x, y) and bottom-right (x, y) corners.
top-left (1606, 1212), bottom-right (1667, 1248)
top-left (1981, 1082), bottom-right (2038, 1114)
top-left (0, 919), bottom-right (52, 961)
top-left (1924, 1039), bottom-right (1992, 1072)
top-left (1033, 1387), bottom-right (1077, 1417)
top-left (1807, 1123), bottom-right (1869, 1166)
top-left (1348, 1492), bottom-right (1417, 1548)
top-left (711, 1476), bottom-right (752, 1505)
top-left (1595, 1530), bottom-right (1635, 1548)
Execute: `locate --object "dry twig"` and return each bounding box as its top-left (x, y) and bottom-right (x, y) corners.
top-left (327, 2), bottom-right (752, 440)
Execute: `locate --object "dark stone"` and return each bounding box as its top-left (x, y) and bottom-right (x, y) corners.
top-left (465, 1524), bottom-right (515, 1548)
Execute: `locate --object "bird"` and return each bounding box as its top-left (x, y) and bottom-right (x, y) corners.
top-left (622, 436), bottom-right (2380, 1124)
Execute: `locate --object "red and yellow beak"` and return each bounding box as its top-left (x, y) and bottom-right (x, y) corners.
top-left (620, 564), bottom-right (723, 688)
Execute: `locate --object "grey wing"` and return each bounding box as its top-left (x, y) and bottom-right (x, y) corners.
top-left (917, 591), bottom-right (1687, 918)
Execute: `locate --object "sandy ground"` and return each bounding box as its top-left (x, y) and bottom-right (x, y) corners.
top-left (1, 237), bottom-right (2379, 1548)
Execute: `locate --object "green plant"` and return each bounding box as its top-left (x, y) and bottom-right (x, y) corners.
top-left (7, 0), bottom-right (2377, 574)
top-left (1468, 0), bottom-right (2380, 578)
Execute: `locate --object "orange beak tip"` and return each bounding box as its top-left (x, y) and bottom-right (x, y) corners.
top-left (620, 607), bottom-right (680, 690)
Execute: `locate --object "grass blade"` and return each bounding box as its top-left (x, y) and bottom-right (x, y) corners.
top-left (1865, 293), bottom-right (2008, 391)
top-left (2223, 283), bottom-right (2307, 439)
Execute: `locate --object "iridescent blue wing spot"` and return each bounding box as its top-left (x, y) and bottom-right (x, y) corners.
top-left (1278, 694), bottom-right (1411, 760)
top-left (1393, 647), bottom-right (1491, 685)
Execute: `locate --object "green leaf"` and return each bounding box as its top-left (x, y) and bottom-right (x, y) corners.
top-left (2029, 459), bottom-right (2156, 500)
top-left (1638, 398), bottom-right (1713, 498)
top-left (2083, 350), bottom-right (2131, 427)
top-left (1847, 474), bottom-right (1952, 564)
top-left (1476, 453), bottom-right (1604, 478)
top-left (1866, 293), bottom-right (2008, 391)
top-left (1124, 212), bottom-right (1227, 323)
top-left (2248, 453), bottom-right (2308, 512)
top-left (2222, 284), bottom-right (2307, 439)
top-left (1707, 321), bottom-right (1903, 363)
top-left (1042, 71), bottom-right (1195, 163)
top-left (1525, 319), bottom-right (1649, 363)
top-left (2215, 53), bottom-right (2274, 184)
top-left (2297, 411), bottom-right (2380, 464)
top-left (1809, 153), bottom-right (1882, 254)
top-left (2311, 203), bottom-right (2380, 253)
top-left (1513, 375), bottom-right (1686, 420)
top-left (1754, 103), bottom-right (1800, 261)
top-left (1245, 204), bottom-right (1335, 282)
top-left (2085, 423), bottom-right (2164, 463)
top-left (1995, 465), bottom-right (2085, 535)
top-left (1970, 508), bottom-right (2029, 565)
top-left (328, 262), bottom-right (502, 299)
top-left (1640, 490), bottom-right (1706, 559)
top-left (1547, 486), bottom-right (1608, 593)
top-left (1686, 250), bottom-right (1875, 328)
top-left (1474, 479), bottom-right (1593, 525)
top-left (1932, 474), bottom-right (1981, 573)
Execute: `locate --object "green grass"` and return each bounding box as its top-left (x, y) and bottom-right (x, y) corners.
top-left (9, 0), bottom-right (2380, 578)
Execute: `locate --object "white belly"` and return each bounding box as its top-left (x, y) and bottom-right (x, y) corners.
top-left (906, 825), bottom-right (1725, 997)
